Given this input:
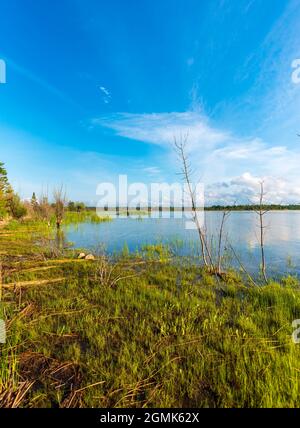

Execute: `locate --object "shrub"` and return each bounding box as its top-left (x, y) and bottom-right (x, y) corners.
top-left (5, 188), bottom-right (27, 219)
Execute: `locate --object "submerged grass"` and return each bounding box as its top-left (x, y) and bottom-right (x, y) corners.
top-left (1, 220), bottom-right (300, 408)
top-left (63, 211), bottom-right (112, 225)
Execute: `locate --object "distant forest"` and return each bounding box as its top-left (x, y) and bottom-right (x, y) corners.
top-left (205, 204), bottom-right (300, 211)
top-left (92, 204), bottom-right (300, 211)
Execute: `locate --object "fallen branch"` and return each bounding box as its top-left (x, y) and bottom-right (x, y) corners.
top-left (3, 277), bottom-right (66, 289)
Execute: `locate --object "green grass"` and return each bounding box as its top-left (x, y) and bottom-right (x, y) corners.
top-left (1, 221), bottom-right (300, 408)
top-left (63, 210), bottom-right (112, 224)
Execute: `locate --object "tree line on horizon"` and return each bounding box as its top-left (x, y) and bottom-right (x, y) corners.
top-left (205, 203), bottom-right (300, 211)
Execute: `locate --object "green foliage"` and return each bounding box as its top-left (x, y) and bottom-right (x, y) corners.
top-left (121, 242), bottom-right (130, 257)
top-left (0, 161), bottom-right (9, 193)
top-left (5, 186), bottom-right (27, 219)
top-left (64, 210), bottom-right (111, 224)
top-left (0, 197), bottom-right (7, 220)
top-left (68, 201), bottom-right (76, 211)
top-left (141, 243), bottom-right (171, 262)
top-left (0, 162), bottom-right (9, 219)
top-left (0, 162), bottom-right (27, 220)
top-left (31, 192), bottom-right (38, 209)
top-left (68, 201), bottom-right (86, 212)
top-left (75, 202), bottom-right (85, 212)
top-left (281, 275), bottom-right (299, 288)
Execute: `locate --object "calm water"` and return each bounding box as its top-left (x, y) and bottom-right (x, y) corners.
top-left (64, 211), bottom-right (300, 277)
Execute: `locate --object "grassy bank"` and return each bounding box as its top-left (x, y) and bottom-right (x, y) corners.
top-left (1, 220), bottom-right (300, 408)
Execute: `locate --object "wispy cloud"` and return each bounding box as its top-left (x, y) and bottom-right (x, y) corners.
top-left (93, 111), bottom-right (229, 150)
top-left (207, 138), bottom-right (300, 181)
top-left (232, 0), bottom-right (300, 140)
top-left (143, 166), bottom-right (161, 176)
top-left (98, 85), bottom-right (112, 104)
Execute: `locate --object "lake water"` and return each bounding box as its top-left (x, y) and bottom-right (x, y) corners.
top-left (64, 211), bottom-right (300, 277)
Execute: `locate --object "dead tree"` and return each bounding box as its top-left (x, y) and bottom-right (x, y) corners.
top-left (217, 210), bottom-right (230, 275)
top-left (255, 181), bottom-right (269, 283)
top-left (53, 186), bottom-right (66, 230)
top-left (174, 135), bottom-right (213, 269)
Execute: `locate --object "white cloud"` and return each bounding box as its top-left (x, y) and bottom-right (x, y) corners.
top-left (93, 111), bottom-right (229, 151)
top-left (211, 138), bottom-right (286, 160)
top-left (206, 173), bottom-right (300, 205)
top-left (99, 86), bottom-right (110, 96)
top-left (98, 85), bottom-right (111, 104)
top-left (143, 166), bottom-right (161, 176)
top-left (92, 110), bottom-right (300, 205)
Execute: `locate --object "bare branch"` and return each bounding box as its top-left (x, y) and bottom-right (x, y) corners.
top-left (174, 135), bottom-right (213, 270)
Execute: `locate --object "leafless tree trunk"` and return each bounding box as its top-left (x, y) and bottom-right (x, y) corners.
top-left (217, 211), bottom-right (230, 275)
top-left (53, 186), bottom-right (66, 230)
top-left (255, 181), bottom-right (268, 283)
top-left (174, 135), bottom-right (213, 269)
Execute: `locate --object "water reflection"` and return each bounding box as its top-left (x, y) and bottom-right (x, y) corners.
top-left (55, 229), bottom-right (67, 251)
top-left (64, 211), bottom-right (300, 276)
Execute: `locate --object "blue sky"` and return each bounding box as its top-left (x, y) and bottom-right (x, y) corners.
top-left (1, 0), bottom-right (300, 205)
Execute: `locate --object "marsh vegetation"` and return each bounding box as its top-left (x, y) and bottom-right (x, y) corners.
top-left (1, 161), bottom-right (300, 408)
top-left (1, 220), bottom-right (300, 408)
